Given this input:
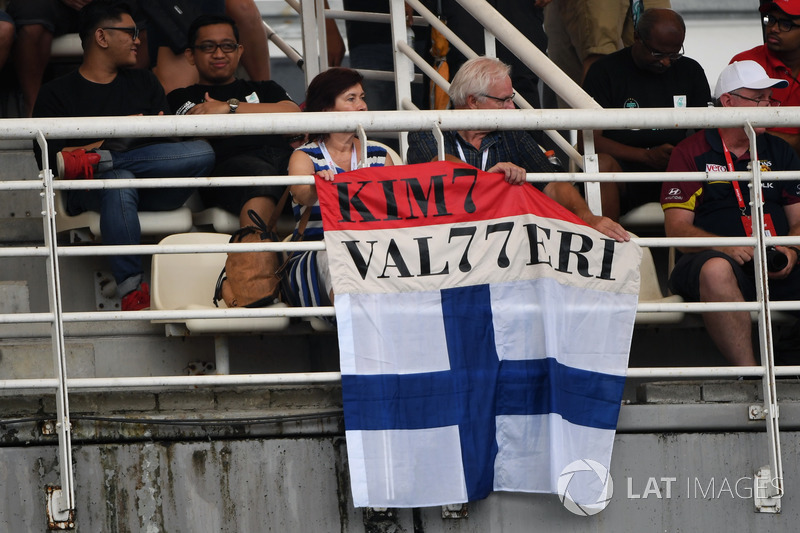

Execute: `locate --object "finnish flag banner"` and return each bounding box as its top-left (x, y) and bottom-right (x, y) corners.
top-left (316, 161), bottom-right (642, 508)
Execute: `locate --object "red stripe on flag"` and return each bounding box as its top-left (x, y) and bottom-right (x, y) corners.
top-left (316, 161), bottom-right (587, 232)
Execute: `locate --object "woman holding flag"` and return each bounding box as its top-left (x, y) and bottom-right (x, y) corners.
top-left (284, 67), bottom-right (394, 312)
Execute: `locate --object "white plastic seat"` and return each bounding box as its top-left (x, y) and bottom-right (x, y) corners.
top-left (620, 202), bottom-right (665, 231)
top-left (369, 141), bottom-right (404, 165)
top-left (636, 244), bottom-right (685, 325)
top-left (151, 232), bottom-right (289, 334)
top-left (191, 206), bottom-right (241, 234)
top-left (55, 189), bottom-right (193, 240)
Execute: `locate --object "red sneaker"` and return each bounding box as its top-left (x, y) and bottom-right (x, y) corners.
top-left (56, 149), bottom-right (101, 179)
top-left (121, 282), bottom-right (150, 311)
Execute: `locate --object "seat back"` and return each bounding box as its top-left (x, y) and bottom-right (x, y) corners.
top-left (151, 232), bottom-right (291, 334)
top-left (151, 232), bottom-right (229, 310)
top-left (55, 189), bottom-right (194, 240)
top-left (369, 141), bottom-right (404, 166)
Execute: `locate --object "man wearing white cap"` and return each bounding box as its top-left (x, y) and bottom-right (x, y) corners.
top-left (731, 0), bottom-right (800, 153)
top-left (660, 60), bottom-right (800, 366)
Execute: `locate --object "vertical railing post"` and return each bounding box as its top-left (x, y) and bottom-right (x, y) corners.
top-left (745, 123), bottom-right (784, 512)
top-left (36, 131), bottom-right (76, 526)
top-left (580, 129), bottom-right (603, 215)
top-left (390, 0), bottom-right (413, 157)
top-left (299, 0), bottom-right (322, 88)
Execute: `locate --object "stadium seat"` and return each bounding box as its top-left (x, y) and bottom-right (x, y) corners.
top-left (54, 189), bottom-right (194, 241)
top-left (635, 244), bottom-right (685, 324)
top-left (150, 232), bottom-right (290, 335)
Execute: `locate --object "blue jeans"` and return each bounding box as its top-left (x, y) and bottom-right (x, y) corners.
top-left (66, 140), bottom-right (215, 295)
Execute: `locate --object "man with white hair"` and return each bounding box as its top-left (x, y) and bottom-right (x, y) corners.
top-left (661, 60), bottom-right (800, 366)
top-left (406, 56), bottom-right (629, 242)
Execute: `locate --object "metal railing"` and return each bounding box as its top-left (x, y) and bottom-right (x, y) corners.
top-left (2, 106), bottom-right (800, 518)
top-left (1, 0), bottom-right (798, 520)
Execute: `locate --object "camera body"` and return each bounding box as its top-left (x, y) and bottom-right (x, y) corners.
top-left (765, 246), bottom-right (789, 273)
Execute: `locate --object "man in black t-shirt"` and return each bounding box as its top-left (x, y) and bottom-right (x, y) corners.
top-left (168, 14), bottom-right (301, 228)
top-left (582, 8), bottom-right (711, 219)
top-left (33, 1), bottom-right (215, 311)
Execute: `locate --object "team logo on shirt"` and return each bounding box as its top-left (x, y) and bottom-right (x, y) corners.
top-left (623, 98), bottom-right (639, 109)
top-left (706, 163), bottom-right (726, 172)
top-left (744, 160), bottom-right (774, 173)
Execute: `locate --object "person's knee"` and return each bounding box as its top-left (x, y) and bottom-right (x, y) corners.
top-left (0, 22), bottom-right (14, 44)
top-left (698, 257), bottom-right (742, 298)
top-left (225, 0), bottom-right (259, 20)
top-left (17, 23), bottom-right (49, 40)
top-left (598, 153), bottom-right (622, 173)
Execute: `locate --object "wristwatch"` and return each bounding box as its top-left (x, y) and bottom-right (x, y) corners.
top-left (227, 98), bottom-right (240, 113)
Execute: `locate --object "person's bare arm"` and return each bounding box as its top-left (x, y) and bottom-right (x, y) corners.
top-left (664, 206), bottom-right (753, 263)
top-left (288, 150), bottom-right (319, 206)
top-left (544, 181), bottom-right (630, 242)
top-left (325, 0), bottom-right (346, 67)
top-left (771, 202), bottom-right (800, 278)
top-left (187, 93), bottom-right (300, 115)
top-left (592, 130), bottom-right (673, 170)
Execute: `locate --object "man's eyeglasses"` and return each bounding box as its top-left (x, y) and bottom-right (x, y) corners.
top-left (729, 92), bottom-right (781, 107)
top-left (763, 14), bottom-right (800, 32)
top-left (101, 26), bottom-right (139, 41)
top-left (641, 40), bottom-right (684, 61)
top-left (193, 41), bottom-right (239, 54)
top-left (479, 92), bottom-right (515, 104)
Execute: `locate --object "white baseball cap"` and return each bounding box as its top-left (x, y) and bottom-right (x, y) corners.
top-left (714, 60), bottom-right (788, 99)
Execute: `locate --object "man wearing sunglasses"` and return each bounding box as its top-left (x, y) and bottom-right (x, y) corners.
top-left (661, 60), bottom-right (800, 367)
top-left (167, 14), bottom-right (300, 229)
top-left (582, 8), bottom-right (711, 221)
top-left (731, 0), bottom-right (800, 155)
top-left (32, 1), bottom-right (216, 311)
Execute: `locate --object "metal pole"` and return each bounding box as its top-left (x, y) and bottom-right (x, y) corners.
top-left (391, 0), bottom-right (413, 155)
top-left (299, 0), bottom-right (320, 87)
top-left (746, 122), bottom-right (784, 508)
top-left (36, 131), bottom-right (76, 522)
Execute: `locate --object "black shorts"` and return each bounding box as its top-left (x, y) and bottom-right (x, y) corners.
top-left (669, 249), bottom-right (800, 310)
top-left (200, 146), bottom-right (292, 216)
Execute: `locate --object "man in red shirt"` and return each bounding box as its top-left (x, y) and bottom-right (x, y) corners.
top-left (731, 0), bottom-right (800, 154)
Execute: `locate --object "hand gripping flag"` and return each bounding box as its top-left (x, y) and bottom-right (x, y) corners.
top-left (317, 161), bottom-right (641, 508)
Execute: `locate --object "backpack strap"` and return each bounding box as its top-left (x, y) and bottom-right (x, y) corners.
top-left (265, 187), bottom-right (291, 232)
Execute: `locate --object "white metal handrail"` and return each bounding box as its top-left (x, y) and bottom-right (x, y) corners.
top-left (2, 105), bottom-right (798, 515)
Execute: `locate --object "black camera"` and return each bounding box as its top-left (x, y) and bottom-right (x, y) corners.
top-left (765, 246), bottom-right (789, 273)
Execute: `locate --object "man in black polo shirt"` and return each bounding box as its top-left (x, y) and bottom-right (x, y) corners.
top-left (583, 8), bottom-right (711, 219)
top-left (168, 14), bottom-right (300, 228)
top-left (661, 60), bottom-right (800, 366)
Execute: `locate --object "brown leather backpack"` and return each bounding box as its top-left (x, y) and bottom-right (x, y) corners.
top-left (213, 209), bottom-right (283, 308)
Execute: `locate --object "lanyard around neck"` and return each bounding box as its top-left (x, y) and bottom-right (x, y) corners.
top-left (456, 140), bottom-right (489, 171)
top-left (319, 140), bottom-right (358, 174)
top-left (719, 130), bottom-right (749, 213)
